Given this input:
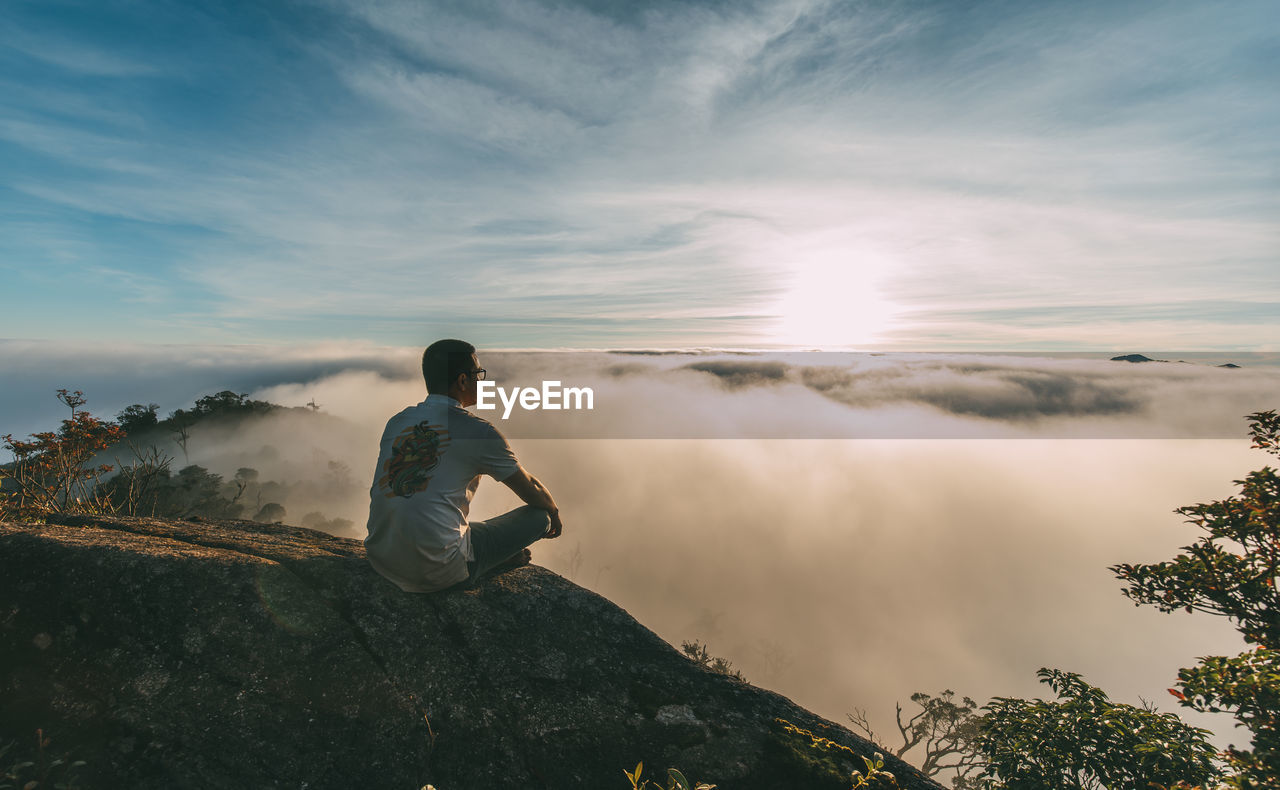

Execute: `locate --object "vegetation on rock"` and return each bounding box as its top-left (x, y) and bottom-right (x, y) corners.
top-left (624, 762), bottom-right (716, 790)
top-left (0, 728), bottom-right (85, 790)
top-left (681, 640), bottom-right (746, 682)
top-left (775, 719), bottom-right (898, 788)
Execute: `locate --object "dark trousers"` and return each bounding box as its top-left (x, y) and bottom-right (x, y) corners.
top-left (465, 505), bottom-right (551, 585)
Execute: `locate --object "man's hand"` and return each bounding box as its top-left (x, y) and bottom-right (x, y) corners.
top-left (546, 509), bottom-right (564, 539)
top-left (500, 466), bottom-right (562, 538)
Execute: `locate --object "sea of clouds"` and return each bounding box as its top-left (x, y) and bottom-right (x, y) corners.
top-left (4, 341), bottom-right (1278, 756)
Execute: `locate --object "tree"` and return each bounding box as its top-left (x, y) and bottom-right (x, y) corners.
top-left (188, 391), bottom-right (275, 420)
top-left (170, 418), bottom-right (192, 465)
top-left (977, 668), bottom-right (1220, 790)
top-left (1, 390), bottom-right (124, 518)
top-left (136, 465), bottom-right (243, 520)
top-left (229, 467), bottom-right (259, 507)
top-left (849, 690), bottom-right (984, 787)
top-left (300, 511), bottom-right (353, 533)
top-left (116, 403), bottom-right (159, 435)
top-left (252, 502), bottom-right (287, 523)
top-left (96, 443), bottom-right (173, 517)
top-left (192, 390), bottom-right (250, 416)
top-left (1111, 409), bottom-right (1280, 787)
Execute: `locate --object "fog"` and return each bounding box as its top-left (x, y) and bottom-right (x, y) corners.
top-left (7, 346), bottom-right (1278, 757)
top-left (247, 350), bottom-right (1272, 753)
top-left (482, 438), bottom-right (1252, 744)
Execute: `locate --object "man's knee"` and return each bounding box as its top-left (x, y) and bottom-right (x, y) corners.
top-left (518, 506), bottom-right (551, 536)
top-left (529, 506), bottom-right (552, 526)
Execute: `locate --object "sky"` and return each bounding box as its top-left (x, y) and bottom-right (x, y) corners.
top-left (2, 0), bottom-right (1277, 351)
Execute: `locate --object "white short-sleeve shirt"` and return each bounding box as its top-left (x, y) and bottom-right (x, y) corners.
top-left (364, 394), bottom-right (521, 592)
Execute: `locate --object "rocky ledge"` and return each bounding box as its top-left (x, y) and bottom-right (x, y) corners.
top-left (0, 515), bottom-right (940, 789)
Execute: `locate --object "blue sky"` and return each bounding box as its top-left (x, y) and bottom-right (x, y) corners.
top-left (2, 0), bottom-right (1277, 350)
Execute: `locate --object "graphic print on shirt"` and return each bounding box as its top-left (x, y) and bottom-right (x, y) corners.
top-left (379, 421), bottom-right (451, 498)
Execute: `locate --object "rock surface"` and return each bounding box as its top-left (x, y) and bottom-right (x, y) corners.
top-left (0, 515), bottom-right (942, 789)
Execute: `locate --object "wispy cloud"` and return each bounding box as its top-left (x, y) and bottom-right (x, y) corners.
top-left (2, 0), bottom-right (1276, 348)
top-left (3, 22), bottom-right (158, 78)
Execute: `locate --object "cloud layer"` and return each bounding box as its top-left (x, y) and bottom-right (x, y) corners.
top-left (247, 348), bottom-right (1266, 749)
top-left (473, 350), bottom-right (1280, 438)
top-left (5, 342), bottom-right (1273, 754)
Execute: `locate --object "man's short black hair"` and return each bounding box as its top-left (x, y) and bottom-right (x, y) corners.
top-left (422, 339), bottom-right (477, 394)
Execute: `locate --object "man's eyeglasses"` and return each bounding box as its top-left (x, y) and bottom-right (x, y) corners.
top-left (468, 368), bottom-right (487, 380)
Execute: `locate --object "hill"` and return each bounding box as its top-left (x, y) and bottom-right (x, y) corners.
top-left (0, 515), bottom-right (941, 789)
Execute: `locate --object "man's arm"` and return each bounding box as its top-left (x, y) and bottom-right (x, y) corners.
top-left (500, 466), bottom-right (563, 538)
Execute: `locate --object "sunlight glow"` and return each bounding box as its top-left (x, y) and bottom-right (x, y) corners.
top-left (771, 247), bottom-right (896, 348)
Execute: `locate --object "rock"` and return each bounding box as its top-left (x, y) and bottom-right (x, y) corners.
top-left (0, 515), bottom-right (942, 789)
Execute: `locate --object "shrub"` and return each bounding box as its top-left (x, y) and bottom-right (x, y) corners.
top-left (977, 668), bottom-right (1220, 789)
top-left (1, 390), bottom-right (124, 519)
top-left (1111, 409), bottom-right (1280, 786)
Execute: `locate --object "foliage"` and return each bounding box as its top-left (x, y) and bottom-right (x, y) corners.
top-left (229, 467), bottom-right (258, 507)
top-left (164, 390), bottom-right (277, 429)
top-left (0, 729), bottom-right (86, 790)
top-left (166, 466), bottom-right (244, 519)
top-left (253, 502), bottom-right (287, 523)
top-left (623, 762), bottom-right (716, 790)
top-left (99, 443), bottom-right (172, 517)
top-left (1176, 648), bottom-right (1280, 785)
top-left (1, 390), bottom-right (124, 519)
top-left (115, 403), bottom-right (159, 435)
top-left (849, 690), bottom-right (984, 787)
top-left (775, 719), bottom-right (898, 789)
top-left (145, 391), bottom-right (279, 464)
top-left (96, 462), bottom-right (291, 524)
top-left (95, 463), bottom-right (240, 520)
top-left (1111, 409), bottom-right (1280, 786)
top-left (976, 668), bottom-right (1221, 790)
top-left (681, 640), bottom-right (745, 682)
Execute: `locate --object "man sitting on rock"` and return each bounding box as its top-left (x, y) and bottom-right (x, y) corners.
top-left (364, 339), bottom-right (563, 592)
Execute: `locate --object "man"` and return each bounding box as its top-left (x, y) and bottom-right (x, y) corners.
top-left (365, 339), bottom-right (563, 592)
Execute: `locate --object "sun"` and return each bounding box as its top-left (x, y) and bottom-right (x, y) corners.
top-left (771, 252), bottom-right (896, 348)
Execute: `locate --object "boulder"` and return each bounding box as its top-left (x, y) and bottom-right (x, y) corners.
top-left (0, 515), bottom-right (942, 789)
